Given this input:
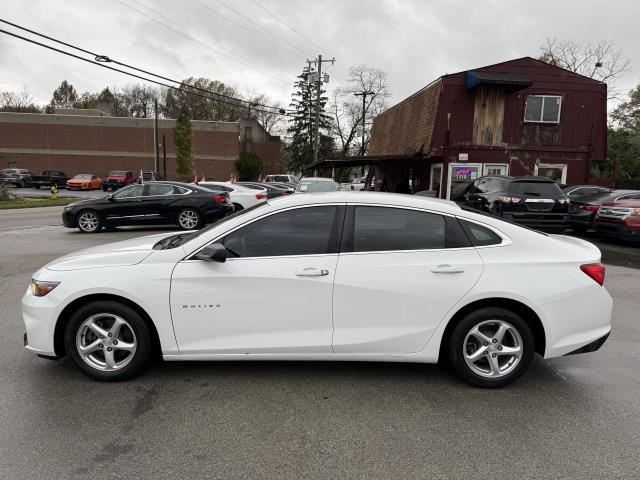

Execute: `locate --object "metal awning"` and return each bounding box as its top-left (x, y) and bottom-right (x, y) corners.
top-left (465, 71), bottom-right (533, 90)
top-left (305, 153), bottom-right (426, 170)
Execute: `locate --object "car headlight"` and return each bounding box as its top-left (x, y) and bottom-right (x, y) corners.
top-left (31, 279), bottom-right (60, 297)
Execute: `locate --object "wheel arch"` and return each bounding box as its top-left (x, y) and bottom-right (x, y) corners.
top-left (438, 297), bottom-right (546, 362)
top-left (53, 293), bottom-right (161, 358)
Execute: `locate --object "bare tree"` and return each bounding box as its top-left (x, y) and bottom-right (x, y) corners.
top-left (539, 38), bottom-right (631, 100)
top-left (0, 85), bottom-right (41, 113)
top-left (329, 65), bottom-right (390, 157)
top-left (247, 93), bottom-right (285, 136)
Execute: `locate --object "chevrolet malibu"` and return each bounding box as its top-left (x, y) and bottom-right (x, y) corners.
top-left (22, 192), bottom-right (612, 387)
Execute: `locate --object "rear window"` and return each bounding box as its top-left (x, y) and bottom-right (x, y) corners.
top-left (507, 181), bottom-right (561, 197)
top-left (297, 180), bottom-right (337, 193)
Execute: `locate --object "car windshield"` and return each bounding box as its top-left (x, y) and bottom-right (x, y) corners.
top-left (156, 202), bottom-right (270, 249)
top-left (296, 180), bottom-right (336, 192)
top-left (73, 174), bottom-right (92, 179)
top-left (507, 181), bottom-right (562, 197)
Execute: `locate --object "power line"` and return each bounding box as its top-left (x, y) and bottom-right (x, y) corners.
top-left (0, 25), bottom-right (292, 116)
top-left (0, 18), bottom-right (289, 113)
top-left (112, 0), bottom-right (291, 85)
top-left (190, 0), bottom-right (305, 60)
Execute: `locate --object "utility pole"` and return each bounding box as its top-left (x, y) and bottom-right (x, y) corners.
top-left (354, 90), bottom-right (375, 156)
top-left (153, 98), bottom-right (159, 173)
top-left (306, 55), bottom-right (335, 166)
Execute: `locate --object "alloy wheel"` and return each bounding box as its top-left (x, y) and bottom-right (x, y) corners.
top-left (462, 320), bottom-right (523, 378)
top-left (178, 209), bottom-right (199, 229)
top-left (75, 313), bottom-right (137, 371)
top-left (78, 211), bottom-right (99, 232)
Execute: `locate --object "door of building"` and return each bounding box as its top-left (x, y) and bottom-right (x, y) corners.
top-left (429, 163), bottom-right (443, 197)
top-left (446, 163), bottom-right (482, 200)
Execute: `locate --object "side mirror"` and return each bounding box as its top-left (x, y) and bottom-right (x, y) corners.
top-left (107, 194), bottom-right (115, 201)
top-left (195, 243), bottom-right (228, 263)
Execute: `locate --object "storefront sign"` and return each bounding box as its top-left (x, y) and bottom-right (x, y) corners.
top-left (458, 153), bottom-right (469, 161)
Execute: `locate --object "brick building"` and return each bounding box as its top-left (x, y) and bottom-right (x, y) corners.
top-left (312, 57), bottom-right (607, 198)
top-left (0, 111), bottom-right (281, 180)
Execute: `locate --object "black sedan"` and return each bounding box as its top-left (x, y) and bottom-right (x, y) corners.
top-left (569, 190), bottom-right (640, 233)
top-left (234, 181), bottom-right (292, 198)
top-left (62, 181), bottom-right (233, 233)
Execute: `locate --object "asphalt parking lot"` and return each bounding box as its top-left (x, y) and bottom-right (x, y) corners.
top-left (1, 207), bottom-right (639, 479)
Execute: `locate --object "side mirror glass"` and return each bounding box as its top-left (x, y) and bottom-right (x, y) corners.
top-left (195, 243), bottom-right (228, 263)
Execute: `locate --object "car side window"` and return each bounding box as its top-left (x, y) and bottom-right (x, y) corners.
top-left (222, 206), bottom-right (339, 257)
top-left (113, 184), bottom-right (145, 198)
top-left (349, 206), bottom-right (446, 252)
top-left (460, 220), bottom-right (503, 246)
top-left (147, 184), bottom-right (175, 196)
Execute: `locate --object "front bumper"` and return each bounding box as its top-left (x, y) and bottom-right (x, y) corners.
top-left (22, 286), bottom-right (58, 357)
top-left (594, 220), bottom-right (640, 240)
top-left (62, 209), bottom-right (76, 228)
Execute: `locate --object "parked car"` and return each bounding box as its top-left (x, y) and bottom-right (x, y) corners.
top-left (62, 181), bottom-right (233, 233)
top-left (593, 194), bottom-right (640, 241)
top-left (0, 168), bottom-right (32, 188)
top-left (340, 176), bottom-right (367, 191)
top-left (234, 181), bottom-right (292, 199)
top-left (138, 171), bottom-right (165, 183)
top-left (453, 175), bottom-right (570, 233)
top-left (198, 181), bottom-right (267, 210)
top-left (268, 182), bottom-right (297, 191)
top-left (295, 177), bottom-right (340, 193)
top-left (562, 184), bottom-right (611, 199)
top-left (263, 174), bottom-right (297, 184)
top-left (24, 192), bottom-right (612, 387)
top-left (28, 170), bottom-right (68, 189)
top-left (103, 170), bottom-right (134, 191)
top-left (569, 190), bottom-right (640, 233)
top-left (66, 174), bottom-right (103, 191)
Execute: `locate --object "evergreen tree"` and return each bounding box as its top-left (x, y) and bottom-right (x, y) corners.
top-left (174, 110), bottom-right (194, 177)
top-left (48, 80), bottom-right (78, 111)
top-left (235, 151), bottom-right (263, 181)
top-left (286, 66), bottom-right (334, 173)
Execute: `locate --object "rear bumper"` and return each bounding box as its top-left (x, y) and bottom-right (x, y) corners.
top-left (564, 332), bottom-right (609, 355)
top-left (502, 212), bottom-right (568, 229)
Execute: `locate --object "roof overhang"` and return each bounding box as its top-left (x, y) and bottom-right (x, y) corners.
top-left (465, 71), bottom-right (533, 90)
top-left (306, 153), bottom-right (426, 170)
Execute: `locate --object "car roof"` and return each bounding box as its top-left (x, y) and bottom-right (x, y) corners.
top-left (481, 175), bottom-right (555, 183)
top-left (267, 191), bottom-right (461, 213)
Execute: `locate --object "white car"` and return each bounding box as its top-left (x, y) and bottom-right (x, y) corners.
top-left (296, 177), bottom-right (340, 193)
top-left (198, 181), bottom-right (267, 210)
top-left (263, 174), bottom-right (297, 184)
top-left (22, 192), bottom-right (612, 387)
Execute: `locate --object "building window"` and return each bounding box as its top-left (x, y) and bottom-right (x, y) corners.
top-left (524, 95), bottom-right (562, 123)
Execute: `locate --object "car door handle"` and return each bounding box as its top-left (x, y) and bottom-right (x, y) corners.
top-left (295, 267), bottom-right (329, 277)
top-left (431, 264), bottom-right (464, 274)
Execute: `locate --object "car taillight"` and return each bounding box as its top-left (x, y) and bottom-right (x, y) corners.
top-left (580, 263), bottom-right (605, 286)
top-left (578, 205), bottom-right (598, 212)
top-left (256, 193), bottom-right (266, 200)
top-left (214, 194), bottom-right (225, 203)
top-left (282, 191), bottom-right (290, 195)
top-left (10, 173), bottom-right (18, 176)
top-left (498, 196), bottom-right (522, 204)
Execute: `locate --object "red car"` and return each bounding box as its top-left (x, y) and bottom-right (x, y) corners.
top-left (594, 195), bottom-right (640, 241)
top-left (103, 170), bottom-right (134, 191)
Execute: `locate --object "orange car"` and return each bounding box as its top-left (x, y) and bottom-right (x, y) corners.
top-left (66, 174), bottom-right (103, 191)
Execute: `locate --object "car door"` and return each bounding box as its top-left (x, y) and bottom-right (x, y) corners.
top-left (103, 184), bottom-right (148, 225)
top-left (332, 205), bottom-right (483, 354)
top-left (170, 204), bottom-right (345, 354)
top-left (141, 183), bottom-right (184, 223)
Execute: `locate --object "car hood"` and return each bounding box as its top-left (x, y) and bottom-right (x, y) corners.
top-left (45, 232), bottom-right (177, 271)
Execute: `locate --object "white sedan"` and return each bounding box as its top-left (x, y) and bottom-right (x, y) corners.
top-left (197, 181), bottom-right (267, 211)
top-left (22, 192), bottom-right (612, 387)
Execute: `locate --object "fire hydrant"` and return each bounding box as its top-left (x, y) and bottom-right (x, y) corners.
top-left (50, 184), bottom-right (58, 200)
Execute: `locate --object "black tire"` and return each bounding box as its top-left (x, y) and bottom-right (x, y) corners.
top-left (448, 307), bottom-right (535, 388)
top-left (64, 300), bottom-right (152, 381)
top-left (571, 225), bottom-right (588, 234)
top-left (232, 203), bottom-right (244, 211)
top-left (76, 209), bottom-right (102, 233)
top-left (35, 184), bottom-right (41, 190)
top-left (176, 208), bottom-right (202, 230)
top-left (18, 179), bottom-right (25, 188)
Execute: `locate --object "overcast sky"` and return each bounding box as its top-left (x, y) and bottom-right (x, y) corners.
top-left (1, 0), bottom-right (639, 110)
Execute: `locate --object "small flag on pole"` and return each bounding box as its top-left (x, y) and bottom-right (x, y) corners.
top-left (201, 173), bottom-right (205, 182)
top-left (139, 169), bottom-right (144, 184)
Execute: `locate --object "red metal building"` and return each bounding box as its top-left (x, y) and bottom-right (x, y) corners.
top-left (315, 57), bottom-right (607, 198)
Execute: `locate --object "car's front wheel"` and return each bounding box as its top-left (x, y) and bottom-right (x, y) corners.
top-left (76, 210), bottom-right (102, 233)
top-left (448, 308), bottom-right (534, 388)
top-left (64, 301), bottom-right (152, 381)
top-left (177, 208), bottom-right (202, 230)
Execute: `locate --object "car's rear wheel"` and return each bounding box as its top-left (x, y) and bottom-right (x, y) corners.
top-left (232, 203), bottom-right (244, 211)
top-left (77, 210), bottom-right (102, 233)
top-left (35, 184), bottom-right (40, 190)
top-left (177, 208), bottom-right (202, 230)
top-left (448, 307), bottom-right (534, 388)
top-left (64, 301), bottom-right (151, 381)
top-left (18, 179), bottom-right (25, 188)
